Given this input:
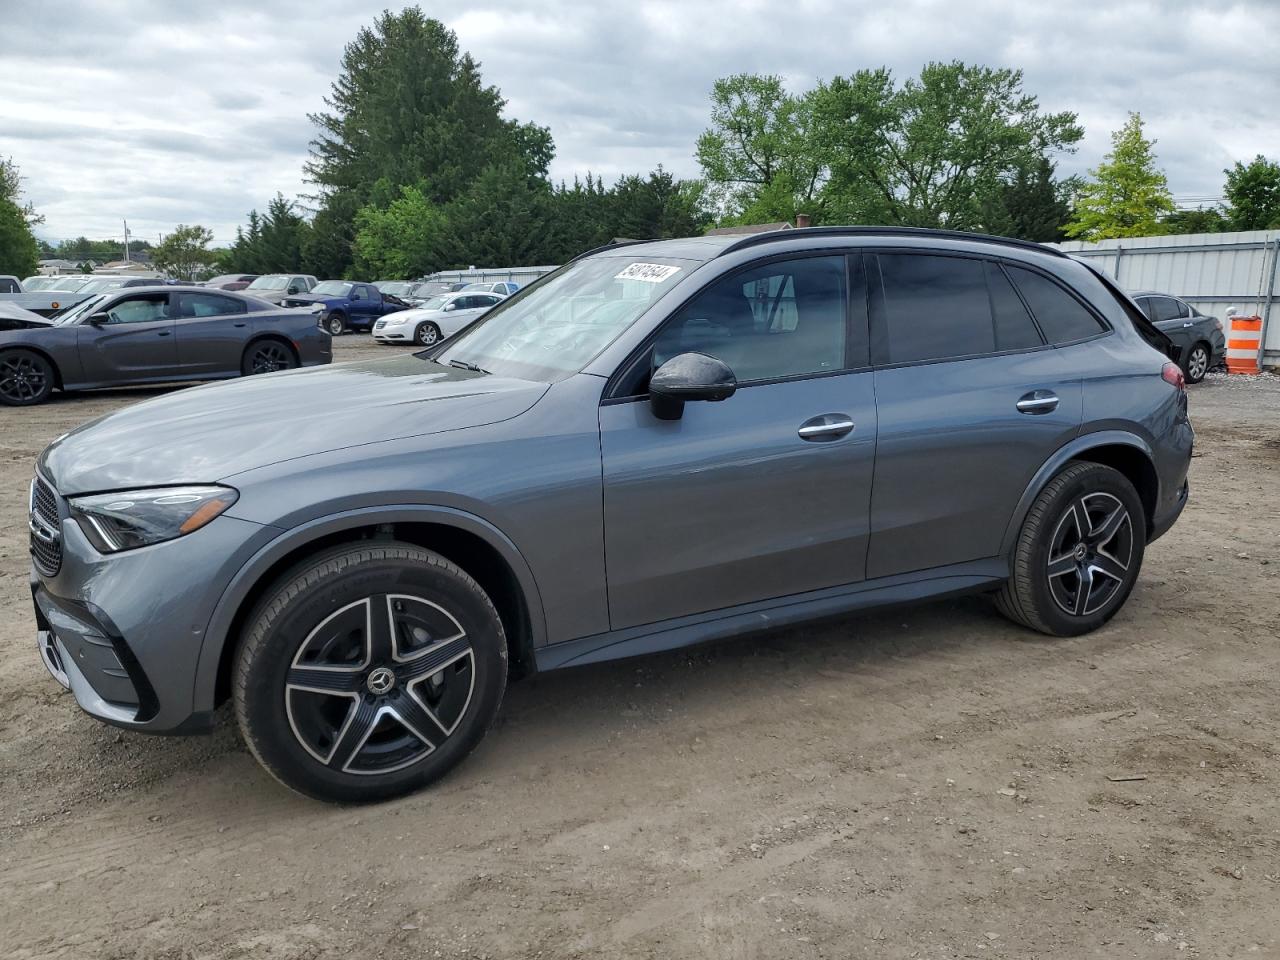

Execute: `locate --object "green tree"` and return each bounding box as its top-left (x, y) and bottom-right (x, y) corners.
top-left (1223, 155), bottom-right (1280, 230)
top-left (441, 163), bottom-right (552, 268)
top-left (1066, 112), bottom-right (1174, 240)
top-left (1160, 206), bottom-right (1228, 235)
top-left (305, 7), bottom-right (550, 205)
top-left (608, 167), bottom-right (712, 241)
top-left (695, 74), bottom-right (824, 223)
top-left (980, 157), bottom-right (1076, 241)
top-left (0, 197), bottom-right (39, 277)
top-left (813, 62), bottom-right (1082, 229)
top-left (0, 156), bottom-right (44, 229)
top-left (352, 184), bottom-right (450, 278)
top-left (152, 224), bottom-right (216, 280)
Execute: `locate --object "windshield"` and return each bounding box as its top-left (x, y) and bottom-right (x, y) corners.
top-left (312, 280), bottom-right (352, 296)
top-left (48, 277), bottom-right (88, 291)
top-left (435, 256), bottom-right (691, 382)
top-left (54, 293), bottom-right (109, 325)
top-left (247, 275), bottom-right (290, 291)
top-left (378, 282), bottom-right (413, 296)
top-left (417, 295), bottom-right (450, 311)
top-left (77, 278), bottom-right (125, 294)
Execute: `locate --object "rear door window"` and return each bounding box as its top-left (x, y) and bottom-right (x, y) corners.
top-left (176, 293), bottom-right (247, 318)
top-left (1005, 266), bottom-right (1106, 343)
top-left (1151, 296), bottom-right (1186, 322)
top-left (986, 262), bottom-right (1044, 351)
top-left (877, 254), bottom-right (994, 363)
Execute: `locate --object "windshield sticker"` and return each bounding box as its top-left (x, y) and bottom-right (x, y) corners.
top-left (615, 262), bottom-right (681, 284)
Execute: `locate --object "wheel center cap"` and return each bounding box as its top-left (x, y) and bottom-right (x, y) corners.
top-left (367, 666), bottom-right (396, 695)
top-left (1074, 543), bottom-right (1089, 561)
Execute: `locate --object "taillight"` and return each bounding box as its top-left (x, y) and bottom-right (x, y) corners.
top-left (1161, 362), bottom-right (1186, 391)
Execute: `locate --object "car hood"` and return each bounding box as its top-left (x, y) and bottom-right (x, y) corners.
top-left (39, 356), bottom-right (549, 494)
top-left (280, 293), bottom-right (327, 306)
top-left (0, 303), bottom-right (53, 330)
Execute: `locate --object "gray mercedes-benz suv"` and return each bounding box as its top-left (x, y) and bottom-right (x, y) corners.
top-left (30, 227), bottom-right (1192, 802)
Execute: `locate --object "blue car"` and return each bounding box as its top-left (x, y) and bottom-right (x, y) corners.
top-left (281, 280), bottom-right (411, 335)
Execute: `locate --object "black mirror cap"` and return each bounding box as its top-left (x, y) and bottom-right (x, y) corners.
top-left (87, 312), bottom-right (110, 325)
top-left (649, 352), bottom-right (737, 420)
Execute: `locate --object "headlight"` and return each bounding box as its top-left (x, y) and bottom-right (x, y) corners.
top-left (68, 485), bottom-right (239, 553)
top-left (384, 316), bottom-right (409, 326)
top-left (309, 303), bottom-right (326, 313)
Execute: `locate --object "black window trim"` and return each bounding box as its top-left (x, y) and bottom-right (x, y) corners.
top-left (866, 247), bottom-right (1112, 371)
top-left (602, 247), bottom-right (871, 404)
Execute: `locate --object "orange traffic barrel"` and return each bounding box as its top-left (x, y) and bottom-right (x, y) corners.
top-left (1225, 314), bottom-right (1263, 374)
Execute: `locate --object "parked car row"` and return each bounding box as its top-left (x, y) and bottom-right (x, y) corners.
top-left (0, 287), bottom-right (331, 406)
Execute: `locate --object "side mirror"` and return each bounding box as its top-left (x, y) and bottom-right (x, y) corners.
top-left (87, 312), bottom-right (110, 326)
top-left (649, 352), bottom-right (737, 421)
top-left (443, 303), bottom-right (456, 312)
top-left (287, 284), bottom-right (301, 295)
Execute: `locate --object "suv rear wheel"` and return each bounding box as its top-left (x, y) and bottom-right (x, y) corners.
top-left (233, 542), bottom-right (508, 802)
top-left (995, 462), bottom-right (1146, 636)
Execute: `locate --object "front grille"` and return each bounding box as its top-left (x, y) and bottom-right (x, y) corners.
top-left (29, 477), bottom-right (63, 576)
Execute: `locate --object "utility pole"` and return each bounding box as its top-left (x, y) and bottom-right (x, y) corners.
top-left (123, 219), bottom-right (130, 263)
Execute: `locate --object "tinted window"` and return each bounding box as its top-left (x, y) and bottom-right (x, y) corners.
top-left (0, 278), bottom-right (18, 293)
top-left (986, 262), bottom-right (1043, 351)
top-left (1134, 297), bottom-right (1157, 322)
top-left (656, 255), bottom-right (849, 382)
top-left (878, 254), bottom-right (993, 363)
top-left (1006, 266), bottom-right (1105, 343)
top-left (176, 293), bottom-right (246, 318)
top-left (1151, 296), bottom-right (1185, 322)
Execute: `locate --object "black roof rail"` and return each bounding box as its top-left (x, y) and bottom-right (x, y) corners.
top-left (717, 225), bottom-right (1069, 259)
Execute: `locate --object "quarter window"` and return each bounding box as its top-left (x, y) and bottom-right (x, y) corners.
top-left (1005, 266), bottom-right (1106, 343)
top-left (655, 255), bottom-right (850, 382)
top-left (878, 254), bottom-right (994, 363)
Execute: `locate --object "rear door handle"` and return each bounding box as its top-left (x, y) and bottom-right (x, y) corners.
top-left (798, 414), bottom-right (854, 441)
top-left (1016, 390), bottom-right (1059, 414)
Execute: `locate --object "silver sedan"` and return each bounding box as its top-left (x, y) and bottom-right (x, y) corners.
top-left (372, 291), bottom-right (505, 346)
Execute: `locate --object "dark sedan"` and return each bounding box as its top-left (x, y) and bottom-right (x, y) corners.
top-left (1131, 291), bottom-right (1226, 383)
top-left (0, 287), bottom-right (331, 406)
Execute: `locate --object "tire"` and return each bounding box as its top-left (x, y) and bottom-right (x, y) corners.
top-left (324, 311), bottom-right (346, 336)
top-left (415, 322), bottom-right (442, 347)
top-left (0, 349), bottom-right (55, 406)
top-left (995, 462), bottom-right (1146, 637)
top-left (233, 542), bottom-right (507, 803)
top-left (241, 340), bottom-right (298, 376)
top-left (1183, 342), bottom-right (1210, 384)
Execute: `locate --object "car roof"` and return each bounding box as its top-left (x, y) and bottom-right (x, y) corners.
top-left (579, 226), bottom-right (1069, 268)
top-left (1129, 290), bottom-right (1179, 298)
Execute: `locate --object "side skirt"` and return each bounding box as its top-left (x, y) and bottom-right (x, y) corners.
top-left (535, 557), bottom-right (1008, 671)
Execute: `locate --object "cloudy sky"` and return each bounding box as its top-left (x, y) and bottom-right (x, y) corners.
top-left (2, 0), bottom-right (1277, 249)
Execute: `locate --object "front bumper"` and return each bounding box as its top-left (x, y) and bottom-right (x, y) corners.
top-left (31, 484), bottom-right (277, 733)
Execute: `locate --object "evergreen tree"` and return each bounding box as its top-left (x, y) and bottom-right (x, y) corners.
top-left (981, 157), bottom-right (1075, 241)
top-left (1066, 112), bottom-right (1175, 240)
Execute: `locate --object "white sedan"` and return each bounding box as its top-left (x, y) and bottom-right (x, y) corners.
top-left (372, 291), bottom-right (506, 346)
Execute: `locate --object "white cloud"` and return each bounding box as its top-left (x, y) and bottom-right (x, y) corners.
top-left (1, 0), bottom-right (1275, 248)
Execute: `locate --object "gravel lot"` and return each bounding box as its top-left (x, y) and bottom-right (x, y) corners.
top-left (2, 340), bottom-right (1279, 959)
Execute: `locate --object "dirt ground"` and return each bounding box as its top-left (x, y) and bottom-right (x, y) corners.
top-left (2, 338), bottom-right (1279, 959)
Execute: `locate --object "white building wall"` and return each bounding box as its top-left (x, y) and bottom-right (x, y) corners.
top-left (1054, 231), bottom-right (1280, 365)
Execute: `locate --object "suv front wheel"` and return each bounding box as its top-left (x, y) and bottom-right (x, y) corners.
top-left (233, 542), bottom-right (508, 802)
top-left (995, 462), bottom-right (1146, 636)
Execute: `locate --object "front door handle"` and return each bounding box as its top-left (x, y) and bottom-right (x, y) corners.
top-left (157, 330), bottom-right (171, 337)
top-left (798, 414), bottom-right (855, 441)
top-left (1016, 390), bottom-right (1059, 414)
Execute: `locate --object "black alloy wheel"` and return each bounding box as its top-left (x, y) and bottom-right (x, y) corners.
top-left (1045, 491), bottom-right (1134, 617)
top-left (242, 341), bottom-right (297, 376)
top-left (0, 350), bottom-right (54, 406)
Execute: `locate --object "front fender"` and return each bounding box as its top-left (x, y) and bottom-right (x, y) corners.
top-left (998, 431), bottom-right (1156, 557)
top-left (190, 503), bottom-right (548, 715)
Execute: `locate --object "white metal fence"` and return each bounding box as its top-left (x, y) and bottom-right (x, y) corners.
top-left (421, 265), bottom-right (558, 286)
top-left (1054, 230), bottom-right (1280, 366)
